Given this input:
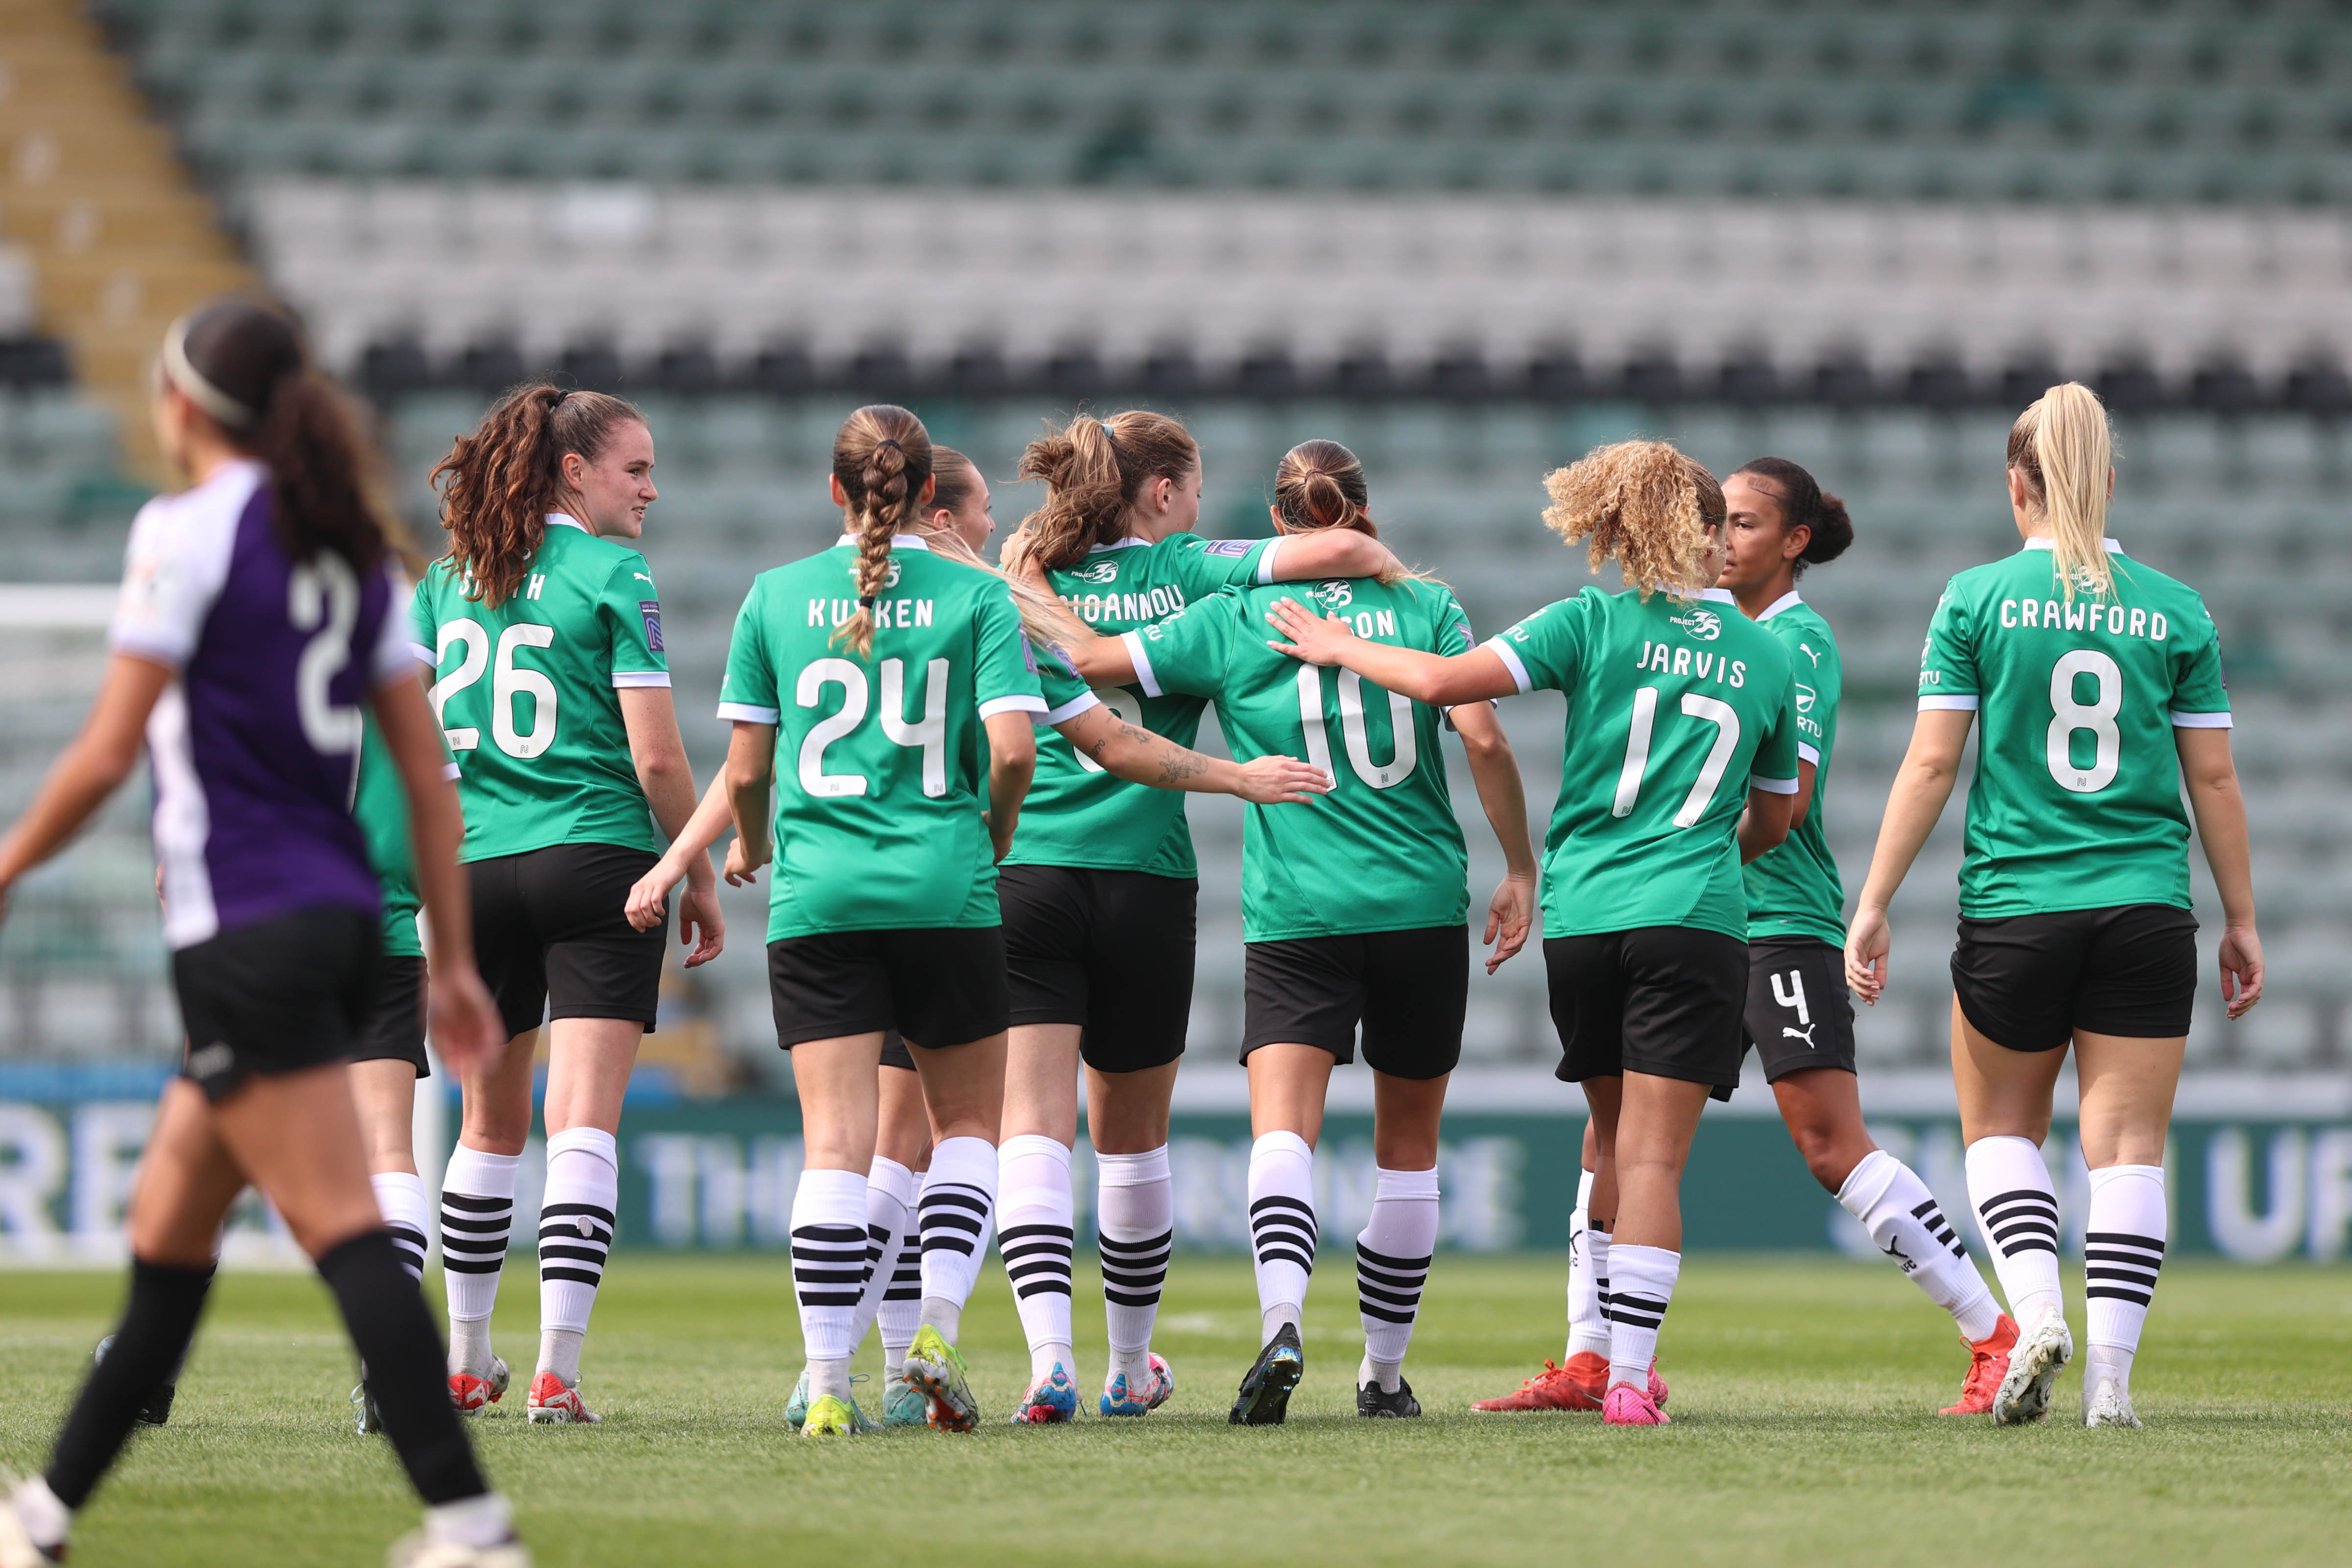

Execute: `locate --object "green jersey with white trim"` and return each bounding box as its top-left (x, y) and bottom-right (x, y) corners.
top-left (718, 533), bottom-right (1046, 942)
top-left (1917, 538), bottom-right (2230, 918)
top-left (1125, 576), bottom-right (1473, 941)
top-left (412, 516), bottom-right (668, 863)
top-left (351, 710), bottom-right (422, 958)
top-left (1490, 586), bottom-right (1801, 942)
top-left (1741, 593), bottom-right (1847, 946)
top-left (1005, 532), bottom-right (1283, 878)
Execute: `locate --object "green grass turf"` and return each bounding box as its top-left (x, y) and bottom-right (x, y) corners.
top-left (3, 1255), bottom-right (2350, 1567)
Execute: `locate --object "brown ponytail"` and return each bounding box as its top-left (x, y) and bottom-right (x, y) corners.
top-left (1542, 440), bottom-right (1725, 599)
top-left (430, 384), bottom-right (644, 608)
top-left (831, 403), bottom-right (932, 659)
top-left (164, 299), bottom-right (387, 574)
top-left (1273, 439), bottom-right (1379, 537)
top-left (1014, 410), bottom-right (1199, 570)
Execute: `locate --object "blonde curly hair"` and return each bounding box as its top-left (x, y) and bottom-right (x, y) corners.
top-left (1540, 440), bottom-right (1725, 599)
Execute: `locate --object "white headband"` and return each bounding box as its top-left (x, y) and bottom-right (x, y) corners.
top-left (162, 315), bottom-right (257, 429)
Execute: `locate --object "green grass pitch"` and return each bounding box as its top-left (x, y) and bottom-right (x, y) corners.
top-left (3, 1255), bottom-right (2349, 1567)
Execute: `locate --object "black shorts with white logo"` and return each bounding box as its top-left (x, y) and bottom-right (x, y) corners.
top-left (1733, 937), bottom-right (1858, 1095)
top-left (174, 905), bottom-right (382, 1103)
top-left (1240, 926), bottom-right (1468, 1081)
top-left (351, 953), bottom-right (429, 1077)
top-left (1544, 926), bottom-right (1747, 1088)
top-left (1952, 903), bottom-right (2198, 1052)
top-left (470, 842), bottom-right (666, 1040)
top-left (1000, 864), bottom-right (1197, 1074)
top-left (768, 927), bottom-right (1010, 1051)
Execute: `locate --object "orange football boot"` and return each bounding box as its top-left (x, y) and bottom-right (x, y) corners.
top-left (1942, 1313), bottom-right (2020, 1416)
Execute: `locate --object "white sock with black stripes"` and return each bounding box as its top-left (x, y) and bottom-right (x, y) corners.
top-left (438, 1143), bottom-right (518, 1378)
top-left (1565, 1168), bottom-right (1610, 1361)
top-left (1587, 1226), bottom-right (1613, 1346)
top-left (1096, 1146), bottom-right (1174, 1388)
top-left (371, 1171), bottom-right (431, 1283)
top-left (846, 1156), bottom-right (918, 1360)
top-left (917, 1137), bottom-right (997, 1343)
top-left (1247, 1131), bottom-right (1317, 1343)
top-left (790, 1167), bottom-right (870, 1401)
top-left (877, 1221), bottom-right (925, 1379)
top-left (1605, 1244), bottom-right (1680, 1394)
top-left (2084, 1164), bottom-right (2167, 1397)
top-left (1965, 1135), bottom-right (2064, 1329)
top-left (1355, 1166), bottom-right (1439, 1392)
top-left (997, 1135), bottom-right (1077, 1381)
top-left (537, 1128), bottom-right (618, 1387)
top-left (1837, 1149), bottom-right (2003, 1343)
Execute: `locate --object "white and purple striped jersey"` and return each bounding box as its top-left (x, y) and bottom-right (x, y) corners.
top-left (109, 459), bottom-right (412, 949)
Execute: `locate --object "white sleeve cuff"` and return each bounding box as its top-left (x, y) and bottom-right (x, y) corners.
top-left (441, 761), bottom-right (463, 782)
top-left (717, 702), bottom-right (780, 724)
top-left (1796, 741), bottom-right (1821, 767)
top-left (408, 641), bottom-right (436, 667)
top-left (978, 694), bottom-right (1048, 720)
top-left (1121, 631), bottom-right (1162, 698)
top-left (1918, 695), bottom-right (1979, 711)
top-left (1482, 637), bottom-right (1533, 695)
top-left (1042, 691), bottom-right (1101, 725)
top-left (106, 629), bottom-right (186, 667)
top-left (1253, 536), bottom-right (1284, 586)
top-left (612, 670), bottom-right (672, 688)
top-left (2170, 710), bottom-right (2233, 728)
top-left (1750, 774), bottom-right (1801, 795)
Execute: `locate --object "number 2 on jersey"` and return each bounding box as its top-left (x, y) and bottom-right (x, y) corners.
top-left (798, 657), bottom-right (948, 797)
top-left (1612, 687), bottom-right (1740, 826)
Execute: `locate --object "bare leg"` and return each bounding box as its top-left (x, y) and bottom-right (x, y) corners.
top-left (1769, 1067), bottom-right (1878, 1193)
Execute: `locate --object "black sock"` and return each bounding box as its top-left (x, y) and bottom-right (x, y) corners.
top-left (317, 1230), bottom-right (488, 1506)
top-left (47, 1258), bottom-right (213, 1509)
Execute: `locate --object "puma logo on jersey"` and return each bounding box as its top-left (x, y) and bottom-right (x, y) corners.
top-left (1069, 560), bottom-right (1120, 585)
top-left (1799, 641), bottom-right (1821, 667)
top-left (1670, 608), bottom-right (1722, 640)
top-left (1782, 1024), bottom-right (1817, 1048)
top-left (634, 572), bottom-right (655, 585)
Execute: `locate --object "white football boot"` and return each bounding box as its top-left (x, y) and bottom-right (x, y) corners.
top-left (2083, 1376), bottom-right (2142, 1428)
top-left (1992, 1303), bottom-right (2073, 1427)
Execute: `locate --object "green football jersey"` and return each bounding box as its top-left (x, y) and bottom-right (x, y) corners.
top-left (1005, 532), bottom-right (1282, 879)
top-left (1918, 538), bottom-right (2230, 918)
top-left (717, 532), bottom-right (1046, 942)
top-left (1741, 592), bottom-right (1847, 946)
top-left (1125, 576), bottom-right (1474, 942)
top-left (412, 517), bottom-right (668, 863)
top-left (352, 709), bottom-right (423, 959)
top-left (1491, 586), bottom-right (1800, 942)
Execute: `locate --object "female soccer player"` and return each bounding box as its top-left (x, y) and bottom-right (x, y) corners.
top-left (715, 403), bottom-right (1038, 1441)
top-left (421, 385), bottom-right (724, 1426)
top-left (1062, 439), bottom-right (1539, 1425)
top-left (1481, 458), bottom-right (2011, 1416)
top-left (994, 413), bottom-right (1402, 1424)
top-left (1845, 384), bottom-right (2262, 1428)
top-left (632, 436), bottom-right (1322, 1432)
top-left (1269, 440), bottom-right (1801, 1427)
top-left (0, 300), bottom-right (525, 1567)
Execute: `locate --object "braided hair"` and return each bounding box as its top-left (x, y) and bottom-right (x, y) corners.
top-left (830, 404), bottom-right (932, 658)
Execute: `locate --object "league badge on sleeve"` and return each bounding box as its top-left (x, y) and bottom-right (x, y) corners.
top-left (1201, 538), bottom-right (1252, 558)
top-left (639, 600), bottom-right (663, 652)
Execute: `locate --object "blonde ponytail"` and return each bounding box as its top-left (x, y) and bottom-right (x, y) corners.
top-left (917, 523), bottom-right (1087, 651)
top-left (2008, 382), bottom-right (2115, 601)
